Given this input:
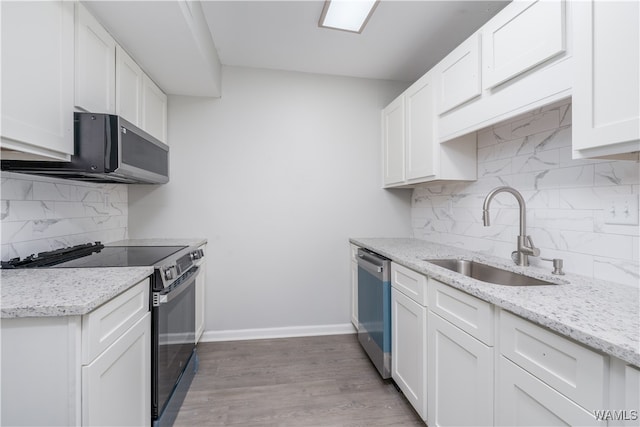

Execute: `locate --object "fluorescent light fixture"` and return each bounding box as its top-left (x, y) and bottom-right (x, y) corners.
top-left (318, 0), bottom-right (379, 34)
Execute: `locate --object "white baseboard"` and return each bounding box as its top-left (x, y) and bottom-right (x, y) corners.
top-left (200, 323), bottom-right (356, 343)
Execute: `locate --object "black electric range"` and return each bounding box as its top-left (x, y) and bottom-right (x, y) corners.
top-left (2, 241), bottom-right (204, 427)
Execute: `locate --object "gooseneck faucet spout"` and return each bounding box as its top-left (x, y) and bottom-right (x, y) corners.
top-left (482, 186), bottom-right (540, 266)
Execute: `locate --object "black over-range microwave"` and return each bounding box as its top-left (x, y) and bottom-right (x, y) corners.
top-left (1, 113), bottom-right (169, 184)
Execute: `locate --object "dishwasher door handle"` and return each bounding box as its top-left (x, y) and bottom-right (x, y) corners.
top-left (358, 254), bottom-right (383, 273)
top-left (357, 250), bottom-right (390, 281)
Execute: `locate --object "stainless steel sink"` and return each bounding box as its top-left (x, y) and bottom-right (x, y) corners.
top-left (425, 259), bottom-right (558, 286)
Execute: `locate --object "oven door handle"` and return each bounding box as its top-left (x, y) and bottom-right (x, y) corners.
top-left (153, 266), bottom-right (199, 306)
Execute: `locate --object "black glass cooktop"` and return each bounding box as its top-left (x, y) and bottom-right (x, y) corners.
top-left (54, 246), bottom-right (186, 268)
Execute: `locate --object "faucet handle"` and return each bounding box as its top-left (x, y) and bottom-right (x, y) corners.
top-left (525, 235), bottom-right (541, 257)
top-left (541, 257), bottom-right (565, 275)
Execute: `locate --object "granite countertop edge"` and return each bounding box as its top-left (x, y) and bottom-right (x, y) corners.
top-left (1, 267), bottom-right (154, 318)
top-left (350, 237), bottom-right (640, 368)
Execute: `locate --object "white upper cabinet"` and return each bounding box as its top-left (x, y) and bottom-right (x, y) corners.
top-left (572, 0), bottom-right (640, 158)
top-left (437, 33), bottom-right (482, 114)
top-left (75, 3), bottom-right (116, 114)
top-left (482, 0), bottom-right (566, 90)
top-left (382, 95), bottom-right (406, 186)
top-left (1, 0), bottom-right (74, 160)
top-left (116, 45), bottom-right (144, 127)
top-left (406, 72), bottom-right (437, 181)
top-left (437, 0), bottom-right (572, 143)
top-left (142, 74), bottom-right (168, 143)
top-left (383, 70), bottom-right (477, 188)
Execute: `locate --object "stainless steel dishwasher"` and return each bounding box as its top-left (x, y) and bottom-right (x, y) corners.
top-left (356, 248), bottom-right (392, 379)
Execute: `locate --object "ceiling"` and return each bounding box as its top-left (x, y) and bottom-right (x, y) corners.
top-left (85, 0), bottom-right (510, 96)
top-left (202, 1), bottom-right (509, 83)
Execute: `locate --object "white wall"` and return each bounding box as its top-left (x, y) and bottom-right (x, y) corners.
top-left (412, 100), bottom-right (640, 288)
top-left (128, 66), bottom-right (412, 338)
top-left (1, 172), bottom-right (128, 260)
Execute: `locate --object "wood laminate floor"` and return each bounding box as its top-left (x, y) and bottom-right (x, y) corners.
top-left (174, 334), bottom-right (425, 426)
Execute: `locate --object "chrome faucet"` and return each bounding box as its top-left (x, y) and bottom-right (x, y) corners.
top-left (482, 186), bottom-right (540, 266)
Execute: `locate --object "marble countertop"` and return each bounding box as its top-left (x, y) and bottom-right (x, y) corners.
top-left (1, 267), bottom-right (154, 318)
top-left (351, 237), bottom-right (640, 368)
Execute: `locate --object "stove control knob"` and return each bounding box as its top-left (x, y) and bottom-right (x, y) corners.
top-left (190, 249), bottom-right (204, 260)
top-left (163, 267), bottom-right (175, 280)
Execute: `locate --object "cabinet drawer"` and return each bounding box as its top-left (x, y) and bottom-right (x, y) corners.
top-left (499, 310), bottom-right (606, 411)
top-left (391, 263), bottom-right (428, 306)
top-left (82, 279), bottom-right (150, 364)
top-left (482, 0), bottom-right (566, 89)
top-left (428, 278), bottom-right (494, 345)
top-left (497, 356), bottom-right (598, 426)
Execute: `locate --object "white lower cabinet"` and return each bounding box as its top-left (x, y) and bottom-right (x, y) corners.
top-left (498, 309), bottom-right (612, 427)
top-left (0, 279), bottom-right (151, 426)
top-left (391, 287), bottom-right (427, 420)
top-left (375, 258), bottom-right (637, 427)
top-left (497, 356), bottom-right (597, 426)
top-left (82, 313), bottom-right (150, 426)
top-left (427, 311), bottom-right (494, 426)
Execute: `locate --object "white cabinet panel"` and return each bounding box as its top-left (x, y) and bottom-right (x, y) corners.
top-left (391, 262), bottom-right (428, 306)
top-left (1, 0), bottom-right (74, 160)
top-left (572, 0), bottom-right (640, 157)
top-left (405, 72), bottom-right (436, 181)
top-left (75, 3), bottom-right (116, 114)
top-left (500, 310), bottom-right (606, 411)
top-left (391, 288), bottom-right (427, 420)
top-left (382, 70), bottom-right (477, 188)
top-left (382, 96), bottom-right (405, 186)
top-left (195, 245), bottom-right (207, 343)
top-left (83, 313), bottom-right (151, 427)
top-left (428, 278), bottom-right (494, 345)
top-left (438, 33), bottom-right (482, 114)
top-left (427, 311), bottom-right (494, 426)
top-left (482, 0), bottom-right (566, 89)
top-left (142, 74), bottom-right (168, 143)
top-left (82, 278), bottom-right (149, 364)
top-left (350, 244), bottom-right (359, 329)
top-left (116, 45), bottom-right (144, 127)
top-left (497, 356), bottom-right (597, 426)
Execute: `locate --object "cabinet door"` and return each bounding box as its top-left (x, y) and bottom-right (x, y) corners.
top-left (392, 288), bottom-right (427, 420)
top-left (116, 45), bottom-right (143, 127)
top-left (482, 0), bottom-right (566, 90)
top-left (438, 33), bottom-right (482, 114)
top-left (1, 0), bottom-right (74, 160)
top-left (75, 3), bottom-right (116, 114)
top-left (142, 74), bottom-right (168, 143)
top-left (428, 311), bottom-right (493, 426)
top-left (572, 0), bottom-right (640, 156)
top-left (83, 312), bottom-right (151, 427)
top-left (405, 72), bottom-right (437, 181)
top-left (382, 95), bottom-right (405, 186)
top-left (496, 356), bottom-right (596, 426)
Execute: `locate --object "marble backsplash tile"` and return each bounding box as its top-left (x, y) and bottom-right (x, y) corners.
top-left (412, 100), bottom-right (640, 288)
top-left (1, 172), bottom-right (128, 261)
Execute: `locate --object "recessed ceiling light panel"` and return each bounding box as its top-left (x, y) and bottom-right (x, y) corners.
top-left (318, 0), bottom-right (379, 34)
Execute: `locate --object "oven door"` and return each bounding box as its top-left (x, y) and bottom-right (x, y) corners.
top-left (152, 266), bottom-right (198, 421)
